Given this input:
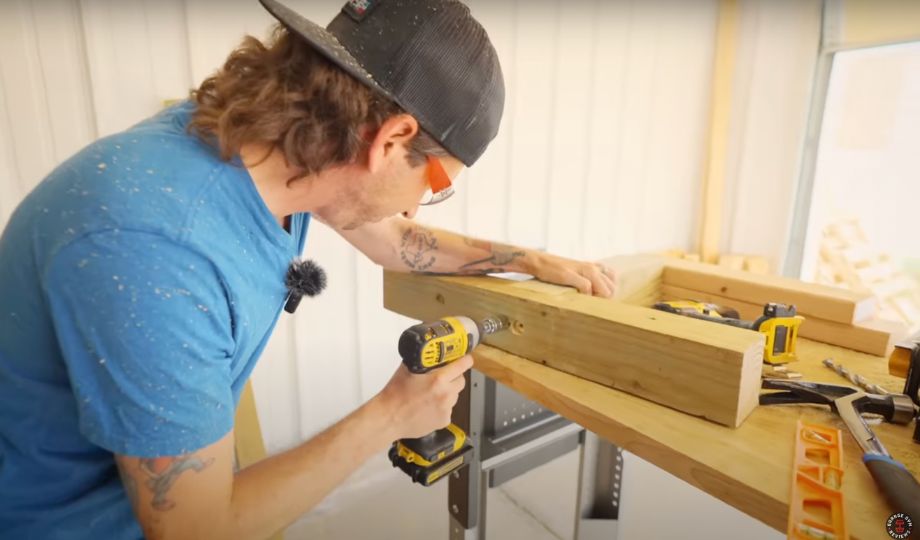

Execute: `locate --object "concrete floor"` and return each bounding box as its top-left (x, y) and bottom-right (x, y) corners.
top-left (285, 449), bottom-right (580, 540)
top-left (285, 446), bottom-right (783, 540)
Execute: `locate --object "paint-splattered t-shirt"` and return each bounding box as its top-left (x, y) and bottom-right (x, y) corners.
top-left (0, 101), bottom-right (309, 538)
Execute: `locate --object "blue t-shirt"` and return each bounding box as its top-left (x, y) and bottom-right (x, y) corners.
top-left (0, 101), bottom-right (309, 538)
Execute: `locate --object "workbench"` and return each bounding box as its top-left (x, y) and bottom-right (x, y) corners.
top-left (471, 338), bottom-right (919, 540)
top-left (382, 259), bottom-right (916, 538)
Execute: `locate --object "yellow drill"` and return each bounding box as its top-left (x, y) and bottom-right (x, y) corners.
top-left (388, 315), bottom-right (508, 486)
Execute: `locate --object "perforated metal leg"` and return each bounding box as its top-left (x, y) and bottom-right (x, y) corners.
top-left (449, 370), bottom-right (487, 539)
top-left (574, 432), bottom-right (622, 540)
top-left (447, 370), bottom-right (587, 539)
top-left (448, 468), bottom-right (488, 540)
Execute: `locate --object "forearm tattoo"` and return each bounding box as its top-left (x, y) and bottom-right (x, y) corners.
top-left (458, 237), bottom-right (526, 272)
top-left (134, 454), bottom-right (215, 511)
top-left (399, 225), bottom-right (526, 275)
top-left (400, 226), bottom-right (439, 271)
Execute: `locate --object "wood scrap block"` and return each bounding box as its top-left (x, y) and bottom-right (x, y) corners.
top-left (660, 249), bottom-right (687, 259)
top-left (819, 244), bottom-right (866, 290)
top-left (597, 254), bottom-right (665, 305)
top-left (662, 259), bottom-right (877, 324)
top-left (659, 284), bottom-right (904, 357)
top-left (718, 254), bottom-right (747, 271)
top-left (744, 256), bottom-right (770, 275)
top-left (384, 271), bottom-right (764, 427)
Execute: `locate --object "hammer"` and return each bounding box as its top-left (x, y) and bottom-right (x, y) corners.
top-left (761, 379), bottom-right (920, 519)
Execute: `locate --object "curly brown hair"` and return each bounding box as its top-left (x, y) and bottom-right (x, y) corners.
top-left (188, 24), bottom-right (447, 175)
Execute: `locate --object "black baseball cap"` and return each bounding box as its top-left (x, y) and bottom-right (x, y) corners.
top-left (258, 0), bottom-right (505, 166)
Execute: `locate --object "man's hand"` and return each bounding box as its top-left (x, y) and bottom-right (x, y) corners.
top-left (374, 355), bottom-right (473, 439)
top-left (529, 252), bottom-right (618, 298)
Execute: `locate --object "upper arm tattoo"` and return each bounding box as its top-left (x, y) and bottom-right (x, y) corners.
top-left (116, 461), bottom-right (140, 512)
top-left (121, 454), bottom-right (215, 511)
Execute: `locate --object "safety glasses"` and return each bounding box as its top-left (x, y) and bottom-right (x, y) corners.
top-left (419, 156), bottom-right (455, 206)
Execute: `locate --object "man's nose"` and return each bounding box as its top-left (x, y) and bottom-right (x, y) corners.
top-left (402, 205), bottom-right (419, 220)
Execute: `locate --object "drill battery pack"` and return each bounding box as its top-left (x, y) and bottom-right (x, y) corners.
top-left (388, 424), bottom-right (472, 486)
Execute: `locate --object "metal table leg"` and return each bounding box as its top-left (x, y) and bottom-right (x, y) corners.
top-left (447, 370), bottom-right (589, 539)
top-left (574, 432), bottom-right (622, 540)
top-left (449, 370), bottom-right (487, 540)
top-left (448, 468), bottom-right (488, 540)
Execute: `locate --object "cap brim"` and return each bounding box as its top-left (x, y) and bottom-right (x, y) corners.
top-left (258, 0), bottom-right (394, 101)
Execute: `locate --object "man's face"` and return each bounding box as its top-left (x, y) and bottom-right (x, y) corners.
top-left (322, 151), bottom-right (464, 230)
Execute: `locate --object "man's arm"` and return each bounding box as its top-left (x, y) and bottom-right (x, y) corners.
top-left (115, 356), bottom-right (472, 540)
top-left (336, 215), bottom-right (617, 297)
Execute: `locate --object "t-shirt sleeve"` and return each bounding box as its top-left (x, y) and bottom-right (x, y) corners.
top-left (43, 230), bottom-right (236, 457)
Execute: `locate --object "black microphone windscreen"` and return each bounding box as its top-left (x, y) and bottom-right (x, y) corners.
top-left (285, 259), bottom-right (327, 298)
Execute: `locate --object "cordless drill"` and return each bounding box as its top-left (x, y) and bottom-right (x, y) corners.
top-left (388, 315), bottom-right (508, 486)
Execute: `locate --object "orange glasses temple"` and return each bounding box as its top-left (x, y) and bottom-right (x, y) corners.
top-left (427, 156), bottom-right (452, 194)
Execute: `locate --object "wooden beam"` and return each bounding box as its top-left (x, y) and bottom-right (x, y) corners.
top-left (598, 254), bottom-right (666, 305)
top-left (662, 259), bottom-right (878, 324)
top-left (384, 271), bottom-right (764, 427)
top-left (660, 284), bottom-right (904, 356)
top-left (699, 0), bottom-right (739, 263)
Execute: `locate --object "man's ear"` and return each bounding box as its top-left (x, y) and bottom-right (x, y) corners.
top-left (366, 114), bottom-right (419, 173)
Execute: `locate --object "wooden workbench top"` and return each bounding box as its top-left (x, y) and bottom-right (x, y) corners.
top-left (473, 339), bottom-right (919, 540)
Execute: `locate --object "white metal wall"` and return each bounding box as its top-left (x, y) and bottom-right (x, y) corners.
top-left (0, 0), bottom-right (818, 459)
top-left (722, 0), bottom-right (822, 270)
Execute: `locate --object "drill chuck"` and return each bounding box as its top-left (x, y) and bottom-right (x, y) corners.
top-left (478, 315), bottom-right (509, 336)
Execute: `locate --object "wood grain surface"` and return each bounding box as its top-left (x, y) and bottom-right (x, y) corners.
top-left (473, 339), bottom-right (919, 540)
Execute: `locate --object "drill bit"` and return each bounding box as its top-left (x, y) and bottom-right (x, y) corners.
top-left (822, 358), bottom-right (889, 395)
top-left (478, 315), bottom-right (510, 335)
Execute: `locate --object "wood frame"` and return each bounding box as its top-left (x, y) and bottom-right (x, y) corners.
top-left (384, 254), bottom-right (901, 429)
top-left (660, 283), bottom-right (902, 356)
top-left (384, 269), bottom-right (764, 428)
top-left (651, 257), bottom-right (903, 356)
top-left (662, 259), bottom-right (878, 324)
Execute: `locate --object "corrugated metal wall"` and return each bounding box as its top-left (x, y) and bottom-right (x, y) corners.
top-left (0, 0), bottom-right (819, 459)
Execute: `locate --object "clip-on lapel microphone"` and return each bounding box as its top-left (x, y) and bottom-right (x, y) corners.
top-left (284, 259), bottom-right (327, 313)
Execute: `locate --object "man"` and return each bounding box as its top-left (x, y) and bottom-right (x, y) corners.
top-left (0, 1), bottom-right (616, 538)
